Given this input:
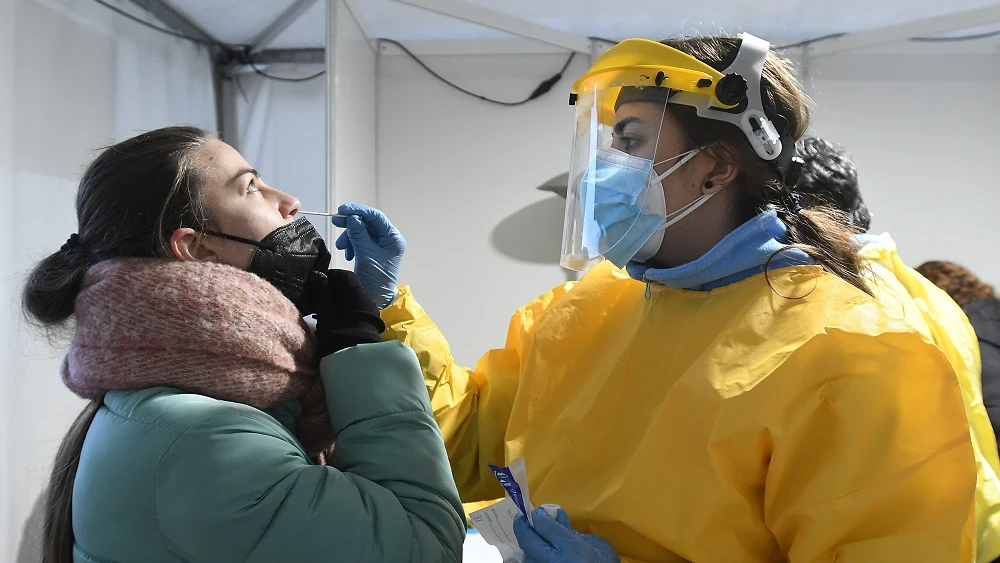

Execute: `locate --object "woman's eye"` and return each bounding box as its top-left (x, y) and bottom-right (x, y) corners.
top-left (247, 179), bottom-right (260, 194)
top-left (621, 137), bottom-right (638, 151)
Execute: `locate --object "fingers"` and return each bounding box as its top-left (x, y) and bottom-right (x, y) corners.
top-left (581, 534), bottom-right (615, 553)
top-left (337, 203), bottom-right (372, 217)
top-left (334, 231), bottom-right (354, 262)
top-left (530, 508), bottom-right (578, 543)
top-left (337, 203), bottom-right (395, 238)
top-left (513, 515), bottom-right (557, 560)
top-left (345, 215), bottom-right (368, 234)
top-left (541, 504), bottom-right (571, 529)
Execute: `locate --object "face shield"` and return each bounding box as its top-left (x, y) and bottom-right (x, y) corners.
top-left (560, 33), bottom-right (795, 271)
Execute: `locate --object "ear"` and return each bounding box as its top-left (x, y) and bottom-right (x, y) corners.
top-left (170, 227), bottom-right (219, 262)
top-left (701, 144), bottom-right (740, 194)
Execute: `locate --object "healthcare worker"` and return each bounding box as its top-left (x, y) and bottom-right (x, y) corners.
top-left (336, 34), bottom-right (977, 562)
top-left (23, 127), bottom-right (464, 563)
top-left (794, 136), bottom-right (1000, 562)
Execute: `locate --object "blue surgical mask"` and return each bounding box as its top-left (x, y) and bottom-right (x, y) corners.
top-left (580, 146), bottom-right (705, 268)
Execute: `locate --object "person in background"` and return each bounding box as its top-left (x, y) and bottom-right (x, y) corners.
top-left (794, 136), bottom-right (1000, 562)
top-left (22, 126), bottom-right (464, 563)
top-left (918, 261), bottom-right (1000, 445)
top-left (335, 33), bottom-right (976, 562)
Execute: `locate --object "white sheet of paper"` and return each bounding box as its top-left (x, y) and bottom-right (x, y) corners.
top-left (469, 498), bottom-right (524, 563)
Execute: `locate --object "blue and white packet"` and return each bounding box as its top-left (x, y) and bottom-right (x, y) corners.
top-left (488, 457), bottom-right (535, 526)
top-left (470, 457), bottom-right (536, 562)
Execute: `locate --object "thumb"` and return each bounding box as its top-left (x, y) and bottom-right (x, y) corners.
top-left (513, 515), bottom-right (556, 560)
top-left (530, 508), bottom-right (576, 544)
top-left (346, 215), bottom-right (368, 236)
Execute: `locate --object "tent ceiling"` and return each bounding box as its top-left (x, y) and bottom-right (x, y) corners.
top-left (165, 0), bottom-right (1000, 49)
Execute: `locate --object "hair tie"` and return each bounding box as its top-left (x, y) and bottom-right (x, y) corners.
top-left (784, 155), bottom-right (804, 188)
top-left (61, 233), bottom-right (83, 252)
top-left (783, 192), bottom-right (804, 215)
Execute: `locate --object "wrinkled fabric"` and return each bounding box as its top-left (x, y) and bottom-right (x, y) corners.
top-left (627, 210), bottom-right (811, 290)
top-left (63, 257), bottom-right (333, 455)
top-left (71, 342), bottom-right (465, 563)
top-left (383, 262), bottom-right (977, 563)
top-left (859, 232), bottom-right (1000, 562)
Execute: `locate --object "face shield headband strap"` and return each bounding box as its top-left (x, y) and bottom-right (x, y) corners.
top-left (655, 34), bottom-right (797, 181)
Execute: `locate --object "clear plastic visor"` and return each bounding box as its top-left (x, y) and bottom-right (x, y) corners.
top-left (560, 88), bottom-right (671, 270)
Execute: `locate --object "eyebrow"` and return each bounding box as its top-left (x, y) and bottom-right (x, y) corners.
top-left (229, 168), bottom-right (258, 185)
top-left (613, 117), bottom-right (642, 136)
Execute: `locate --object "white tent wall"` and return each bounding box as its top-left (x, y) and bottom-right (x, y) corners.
top-left (377, 48), bottom-right (587, 366)
top-left (232, 72), bottom-right (328, 237)
top-left (1, 0), bottom-right (17, 554)
top-left (233, 0), bottom-right (376, 268)
top-left (805, 43), bottom-right (1000, 285)
top-left (0, 0), bottom-right (216, 559)
top-left (376, 40), bottom-right (1000, 368)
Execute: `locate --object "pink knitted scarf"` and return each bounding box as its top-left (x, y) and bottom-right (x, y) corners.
top-left (62, 258), bottom-right (334, 456)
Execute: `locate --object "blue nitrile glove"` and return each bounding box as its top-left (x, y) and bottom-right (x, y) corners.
top-left (331, 204), bottom-right (406, 309)
top-left (513, 506), bottom-right (620, 563)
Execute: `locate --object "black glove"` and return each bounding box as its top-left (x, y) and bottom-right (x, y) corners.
top-left (313, 269), bottom-right (386, 358)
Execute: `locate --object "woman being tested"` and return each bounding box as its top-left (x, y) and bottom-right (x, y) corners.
top-left (25, 126), bottom-right (464, 563)
top-left (335, 34), bottom-right (977, 562)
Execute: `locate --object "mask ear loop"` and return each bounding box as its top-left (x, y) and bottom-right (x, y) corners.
top-left (200, 217), bottom-right (314, 252)
top-left (648, 98), bottom-right (714, 227)
top-left (661, 176), bottom-right (717, 229)
top-left (651, 100), bottom-right (729, 230)
top-left (652, 149), bottom-right (702, 184)
top-left (202, 230), bottom-right (278, 252)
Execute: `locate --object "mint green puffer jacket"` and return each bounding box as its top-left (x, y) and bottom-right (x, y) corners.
top-left (71, 341), bottom-right (465, 562)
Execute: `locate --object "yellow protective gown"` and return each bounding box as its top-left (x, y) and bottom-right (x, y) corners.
top-left (860, 233), bottom-right (1000, 562)
top-left (382, 262), bottom-right (977, 562)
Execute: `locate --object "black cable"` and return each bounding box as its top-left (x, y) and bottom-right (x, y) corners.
top-left (776, 33), bottom-right (848, 50)
top-left (247, 54), bottom-right (326, 83)
top-left (589, 35), bottom-right (620, 45)
top-left (379, 38), bottom-right (576, 106)
top-left (91, 0), bottom-right (325, 85)
top-left (776, 28), bottom-right (1000, 50)
top-left (912, 29), bottom-right (1000, 42)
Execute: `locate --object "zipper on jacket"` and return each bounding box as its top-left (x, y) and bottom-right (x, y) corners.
top-left (643, 275), bottom-right (652, 300)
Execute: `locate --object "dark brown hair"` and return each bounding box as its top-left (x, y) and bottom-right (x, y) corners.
top-left (916, 261), bottom-right (995, 306)
top-left (661, 36), bottom-right (870, 295)
top-left (22, 126), bottom-right (212, 563)
top-left (795, 136), bottom-right (871, 232)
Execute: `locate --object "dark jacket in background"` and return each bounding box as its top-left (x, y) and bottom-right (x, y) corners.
top-left (965, 296), bottom-right (1000, 446)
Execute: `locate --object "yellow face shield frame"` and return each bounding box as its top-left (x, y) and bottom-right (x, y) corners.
top-left (570, 33), bottom-right (794, 170)
top-left (569, 38), bottom-right (746, 127)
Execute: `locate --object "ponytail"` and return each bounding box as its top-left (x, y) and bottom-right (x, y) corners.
top-left (23, 237), bottom-right (93, 328)
top-left (42, 398), bottom-right (103, 563)
top-left (775, 200), bottom-right (870, 296)
top-left (661, 36), bottom-right (870, 296)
